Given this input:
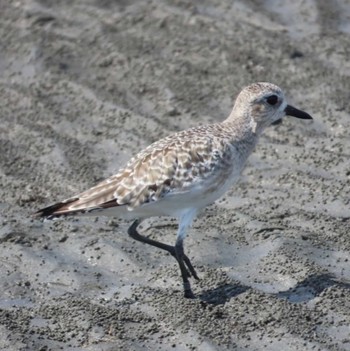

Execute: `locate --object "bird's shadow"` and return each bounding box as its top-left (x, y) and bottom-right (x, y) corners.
top-left (275, 272), bottom-right (350, 302)
top-left (198, 283), bottom-right (249, 305)
top-left (198, 272), bottom-right (350, 305)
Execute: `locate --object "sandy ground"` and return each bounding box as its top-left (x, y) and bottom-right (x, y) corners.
top-left (1, 0), bottom-right (350, 350)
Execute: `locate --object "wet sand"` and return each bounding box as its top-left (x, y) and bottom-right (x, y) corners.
top-left (1, 1), bottom-right (350, 350)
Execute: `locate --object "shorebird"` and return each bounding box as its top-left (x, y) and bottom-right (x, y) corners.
top-left (34, 82), bottom-right (312, 298)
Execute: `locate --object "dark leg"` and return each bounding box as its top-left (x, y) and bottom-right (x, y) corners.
top-left (127, 220), bottom-right (199, 297)
top-left (175, 236), bottom-right (195, 298)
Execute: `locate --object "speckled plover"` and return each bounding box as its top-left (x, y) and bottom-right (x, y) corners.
top-left (34, 82), bottom-right (312, 298)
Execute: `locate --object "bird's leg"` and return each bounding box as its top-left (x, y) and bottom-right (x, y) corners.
top-left (175, 209), bottom-right (198, 298)
top-left (175, 236), bottom-right (195, 298)
top-left (127, 220), bottom-right (198, 280)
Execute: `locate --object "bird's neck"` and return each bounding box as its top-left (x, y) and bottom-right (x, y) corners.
top-left (222, 110), bottom-right (260, 152)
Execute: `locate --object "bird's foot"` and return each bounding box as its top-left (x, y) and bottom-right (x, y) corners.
top-left (183, 282), bottom-right (196, 299)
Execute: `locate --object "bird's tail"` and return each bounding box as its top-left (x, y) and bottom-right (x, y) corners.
top-left (33, 198), bottom-right (80, 219)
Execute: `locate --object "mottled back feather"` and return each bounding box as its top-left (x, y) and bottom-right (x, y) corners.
top-left (48, 123), bottom-right (236, 216)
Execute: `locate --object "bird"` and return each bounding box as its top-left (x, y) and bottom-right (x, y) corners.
top-left (34, 82), bottom-right (313, 298)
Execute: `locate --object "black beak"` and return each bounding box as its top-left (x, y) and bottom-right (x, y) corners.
top-left (284, 105), bottom-right (313, 120)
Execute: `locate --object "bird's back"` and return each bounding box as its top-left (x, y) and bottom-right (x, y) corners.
top-left (35, 122), bottom-right (252, 219)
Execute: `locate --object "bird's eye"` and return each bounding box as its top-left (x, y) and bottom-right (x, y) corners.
top-left (266, 95), bottom-right (278, 105)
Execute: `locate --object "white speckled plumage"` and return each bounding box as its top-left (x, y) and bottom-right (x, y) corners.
top-left (35, 82), bottom-right (312, 298)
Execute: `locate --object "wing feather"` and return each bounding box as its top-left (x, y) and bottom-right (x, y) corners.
top-left (35, 124), bottom-right (233, 218)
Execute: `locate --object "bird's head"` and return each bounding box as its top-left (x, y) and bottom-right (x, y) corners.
top-left (228, 82), bottom-right (312, 134)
